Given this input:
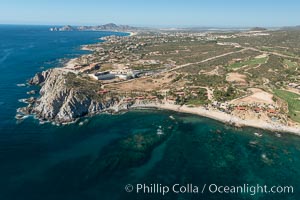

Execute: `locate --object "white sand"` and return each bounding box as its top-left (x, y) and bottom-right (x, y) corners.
top-left (132, 102), bottom-right (300, 136)
top-left (128, 32), bottom-right (137, 36)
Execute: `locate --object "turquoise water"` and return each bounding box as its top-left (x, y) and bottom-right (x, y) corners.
top-left (0, 25), bottom-right (299, 200)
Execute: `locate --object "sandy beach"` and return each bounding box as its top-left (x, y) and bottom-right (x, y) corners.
top-left (131, 102), bottom-right (300, 136)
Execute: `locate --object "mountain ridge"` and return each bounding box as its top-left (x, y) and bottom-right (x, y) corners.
top-left (50, 23), bottom-right (137, 31)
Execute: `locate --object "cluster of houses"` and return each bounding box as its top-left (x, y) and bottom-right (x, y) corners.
top-left (102, 35), bottom-right (147, 51)
top-left (211, 101), bottom-right (279, 115)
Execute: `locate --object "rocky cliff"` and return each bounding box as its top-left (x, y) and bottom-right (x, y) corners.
top-left (28, 68), bottom-right (121, 124)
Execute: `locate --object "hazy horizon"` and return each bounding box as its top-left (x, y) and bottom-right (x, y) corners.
top-left (1, 0), bottom-right (300, 27)
top-left (0, 23), bottom-right (296, 29)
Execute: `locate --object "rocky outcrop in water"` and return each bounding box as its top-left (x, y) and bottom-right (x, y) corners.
top-left (29, 69), bottom-right (52, 85)
top-left (26, 68), bottom-right (122, 124)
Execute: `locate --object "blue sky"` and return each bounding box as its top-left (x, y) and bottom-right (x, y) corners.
top-left (0, 0), bottom-right (299, 27)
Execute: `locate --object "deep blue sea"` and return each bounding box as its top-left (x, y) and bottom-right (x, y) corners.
top-left (0, 25), bottom-right (299, 200)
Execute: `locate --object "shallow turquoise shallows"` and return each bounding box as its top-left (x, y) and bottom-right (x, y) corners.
top-left (0, 25), bottom-right (299, 200)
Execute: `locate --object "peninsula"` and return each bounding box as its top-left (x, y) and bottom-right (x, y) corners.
top-left (18, 26), bottom-right (300, 135)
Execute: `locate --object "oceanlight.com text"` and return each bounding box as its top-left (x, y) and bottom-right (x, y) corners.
top-left (125, 183), bottom-right (294, 196)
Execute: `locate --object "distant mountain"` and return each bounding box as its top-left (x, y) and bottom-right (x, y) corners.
top-left (100, 23), bottom-right (119, 29)
top-left (50, 23), bottom-right (136, 32)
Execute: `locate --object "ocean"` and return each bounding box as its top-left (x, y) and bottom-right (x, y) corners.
top-left (0, 25), bottom-right (299, 200)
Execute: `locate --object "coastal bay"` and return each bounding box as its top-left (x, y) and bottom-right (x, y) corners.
top-left (132, 102), bottom-right (300, 135)
top-left (1, 0), bottom-right (300, 199)
top-left (0, 25), bottom-right (299, 200)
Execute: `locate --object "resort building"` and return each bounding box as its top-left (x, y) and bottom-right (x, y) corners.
top-left (88, 71), bottom-right (115, 80)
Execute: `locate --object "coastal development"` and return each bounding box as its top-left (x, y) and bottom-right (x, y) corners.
top-left (18, 26), bottom-right (300, 135)
top-left (2, 0), bottom-right (300, 198)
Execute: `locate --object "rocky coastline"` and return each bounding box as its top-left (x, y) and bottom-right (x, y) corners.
top-left (17, 68), bottom-right (129, 124)
top-left (15, 30), bottom-right (300, 136)
top-left (17, 69), bottom-right (300, 136)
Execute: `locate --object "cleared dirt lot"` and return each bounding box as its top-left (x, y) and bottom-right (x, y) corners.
top-left (231, 88), bottom-right (274, 105)
top-left (226, 72), bottom-right (247, 85)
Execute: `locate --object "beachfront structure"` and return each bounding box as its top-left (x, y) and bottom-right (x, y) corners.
top-left (89, 68), bottom-right (136, 81)
top-left (88, 71), bottom-right (115, 80)
top-left (115, 74), bottom-right (128, 80)
top-left (110, 68), bottom-right (135, 80)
